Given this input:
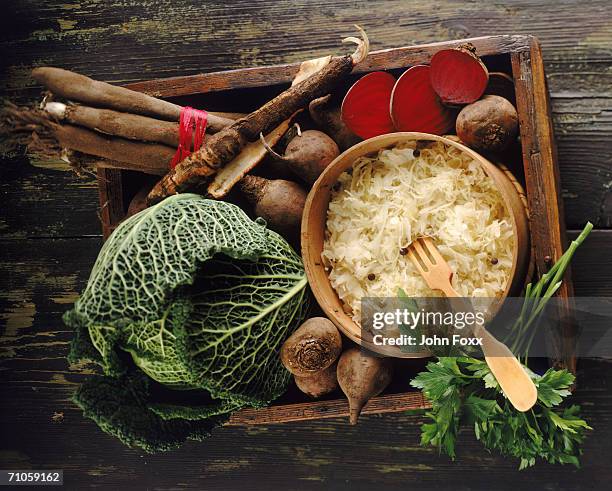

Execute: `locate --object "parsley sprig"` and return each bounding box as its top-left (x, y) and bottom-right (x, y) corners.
top-left (411, 357), bottom-right (591, 469)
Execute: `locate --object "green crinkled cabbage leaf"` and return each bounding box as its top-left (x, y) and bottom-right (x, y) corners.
top-left (65, 194), bottom-right (309, 451)
top-left (73, 372), bottom-right (231, 453)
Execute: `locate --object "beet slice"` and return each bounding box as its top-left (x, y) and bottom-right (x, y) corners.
top-left (390, 65), bottom-right (455, 135)
top-left (341, 71), bottom-right (396, 139)
top-left (430, 45), bottom-right (489, 104)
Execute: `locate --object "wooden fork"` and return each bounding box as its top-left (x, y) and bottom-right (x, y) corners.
top-left (405, 236), bottom-right (538, 412)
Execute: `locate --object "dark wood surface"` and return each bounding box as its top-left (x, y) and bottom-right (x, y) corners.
top-left (1, 1), bottom-right (611, 490)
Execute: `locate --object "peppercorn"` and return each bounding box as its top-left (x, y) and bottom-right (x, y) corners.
top-left (367, 273), bottom-right (376, 281)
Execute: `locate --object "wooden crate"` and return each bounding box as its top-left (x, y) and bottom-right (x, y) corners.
top-left (96, 34), bottom-right (574, 425)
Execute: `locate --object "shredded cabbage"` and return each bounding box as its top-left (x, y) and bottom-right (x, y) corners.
top-left (322, 141), bottom-right (514, 322)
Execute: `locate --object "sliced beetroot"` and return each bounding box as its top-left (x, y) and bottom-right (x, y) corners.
top-left (341, 71), bottom-right (396, 139)
top-left (430, 45), bottom-right (489, 104)
top-left (390, 65), bottom-right (455, 135)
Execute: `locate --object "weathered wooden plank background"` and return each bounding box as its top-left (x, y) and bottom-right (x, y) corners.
top-left (0, 1), bottom-right (610, 489)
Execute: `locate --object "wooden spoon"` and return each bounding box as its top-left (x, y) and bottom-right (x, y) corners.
top-left (405, 236), bottom-right (538, 412)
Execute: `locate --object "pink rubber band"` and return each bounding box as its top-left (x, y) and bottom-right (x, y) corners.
top-left (170, 106), bottom-right (208, 169)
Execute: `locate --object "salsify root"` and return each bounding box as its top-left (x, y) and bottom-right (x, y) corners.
top-left (206, 56), bottom-right (334, 199)
top-left (31, 67), bottom-right (235, 133)
top-left (206, 116), bottom-right (294, 199)
top-left (147, 26), bottom-right (370, 205)
top-left (44, 101), bottom-right (186, 148)
top-left (56, 124), bottom-right (174, 174)
top-left (1, 102), bottom-right (173, 175)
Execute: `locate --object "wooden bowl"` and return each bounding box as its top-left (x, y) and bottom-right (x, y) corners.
top-left (301, 132), bottom-right (530, 357)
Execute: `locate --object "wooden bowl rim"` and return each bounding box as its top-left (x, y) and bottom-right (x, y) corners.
top-left (301, 132), bottom-right (525, 357)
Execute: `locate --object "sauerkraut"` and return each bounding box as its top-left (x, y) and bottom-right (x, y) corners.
top-left (322, 141), bottom-right (514, 323)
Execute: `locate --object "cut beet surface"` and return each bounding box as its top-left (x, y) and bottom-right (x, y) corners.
top-left (341, 71), bottom-right (396, 139)
top-left (430, 46), bottom-right (489, 104)
top-left (390, 65), bottom-right (455, 135)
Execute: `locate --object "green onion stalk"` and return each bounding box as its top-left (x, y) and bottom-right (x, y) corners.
top-left (508, 222), bottom-right (593, 362)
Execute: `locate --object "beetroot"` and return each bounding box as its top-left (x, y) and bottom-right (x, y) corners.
top-left (456, 95), bottom-right (518, 152)
top-left (309, 95), bottom-right (360, 151)
top-left (390, 65), bottom-right (455, 135)
top-left (272, 130), bottom-right (340, 184)
top-left (484, 72), bottom-right (516, 107)
top-left (238, 175), bottom-right (307, 241)
top-left (341, 71), bottom-right (396, 139)
top-left (336, 348), bottom-right (393, 425)
top-left (430, 45), bottom-right (489, 104)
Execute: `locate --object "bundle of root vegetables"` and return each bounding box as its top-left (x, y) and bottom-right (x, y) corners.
top-left (1, 69), bottom-right (242, 175)
top-left (1, 29), bottom-right (521, 423)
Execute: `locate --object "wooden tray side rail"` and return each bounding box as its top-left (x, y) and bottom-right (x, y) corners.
top-left (511, 37), bottom-right (576, 373)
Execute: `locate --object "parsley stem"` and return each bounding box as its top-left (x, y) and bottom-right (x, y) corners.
top-left (530, 408), bottom-right (542, 433)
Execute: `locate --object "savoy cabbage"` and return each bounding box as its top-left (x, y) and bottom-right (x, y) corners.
top-left (65, 194), bottom-right (309, 451)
